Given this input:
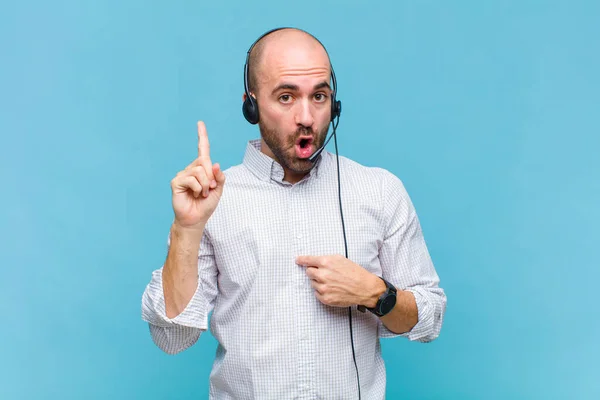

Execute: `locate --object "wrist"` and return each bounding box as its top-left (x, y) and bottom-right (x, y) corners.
top-left (172, 220), bottom-right (206, 241)
top-left (363, 273), bottom-right (387, 309)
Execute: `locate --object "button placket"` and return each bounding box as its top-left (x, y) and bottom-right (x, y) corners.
top-left (290, 183), bottom-right (314, 396)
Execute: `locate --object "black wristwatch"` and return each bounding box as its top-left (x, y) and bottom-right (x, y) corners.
top-left (364, 277), bottom-right (397, 317)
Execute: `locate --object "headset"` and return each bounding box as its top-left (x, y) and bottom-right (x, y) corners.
top-left (242, 27), bottom-right (342, 126)
top-left (242, 28), bottom-right (363, 400)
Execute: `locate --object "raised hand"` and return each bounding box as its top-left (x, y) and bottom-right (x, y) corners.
top-left (170, 121), bottom-right (226, 230)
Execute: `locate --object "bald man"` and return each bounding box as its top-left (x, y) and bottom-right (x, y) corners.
top-left (142, 28), bottom-right (446, 400)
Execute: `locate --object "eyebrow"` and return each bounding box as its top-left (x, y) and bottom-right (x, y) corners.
top-left (271, 81), bottom-right (331, 95)
top-left (313, 81), bottom-right (331, 91)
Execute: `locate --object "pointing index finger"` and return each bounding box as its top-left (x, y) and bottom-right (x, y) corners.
top-left (296, 255), bottom-right (321, 267)
top-left (197, 121), bottom-right (210, 159)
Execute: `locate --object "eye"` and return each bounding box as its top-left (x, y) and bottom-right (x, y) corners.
top-left (314, 93), bottom-right (328, 102)
top-left (279, 94), bottom-right (293, 104)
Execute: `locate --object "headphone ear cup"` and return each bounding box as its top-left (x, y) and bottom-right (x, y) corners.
top-left (243, 97), bottom-right (259, 125)
top-left (331, 99), bottom-right (342, 121)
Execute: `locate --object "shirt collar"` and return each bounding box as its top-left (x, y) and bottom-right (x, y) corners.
top-left (243, 139), bottom-right (325, 184)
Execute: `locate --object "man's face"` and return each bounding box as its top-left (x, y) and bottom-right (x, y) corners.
top-left (253, 39), bottom-right (333, 179)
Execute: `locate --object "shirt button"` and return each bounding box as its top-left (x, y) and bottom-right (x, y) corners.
top-left (296, 234), bottom-right (302, 239)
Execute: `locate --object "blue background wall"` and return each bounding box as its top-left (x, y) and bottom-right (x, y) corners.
top-left (1, 1), bottom-right (599, 399)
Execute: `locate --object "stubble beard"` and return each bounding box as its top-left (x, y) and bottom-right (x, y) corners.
top-left (259, 121), bottom-right (330, 174)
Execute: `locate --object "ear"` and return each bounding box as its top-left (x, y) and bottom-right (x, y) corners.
top-left (242, 92), bottom-right (257, 102)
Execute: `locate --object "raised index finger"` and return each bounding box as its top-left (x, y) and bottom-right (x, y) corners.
top-left (197, 121), bottom-right (210, 159)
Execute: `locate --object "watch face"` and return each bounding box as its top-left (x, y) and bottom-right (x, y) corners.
top-left (380, 294), bottom-right (397, 315)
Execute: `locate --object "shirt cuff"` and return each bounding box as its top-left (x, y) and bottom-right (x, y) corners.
top-left (378, 287), bottom-right (432, 341)
top-left (141, 268), bottom-right (209, 330)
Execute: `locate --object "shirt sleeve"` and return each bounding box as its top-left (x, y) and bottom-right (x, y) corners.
top-left (377, 171), bottom-right (447, 342)
top-left (141, 228), bottom-right (219, 354)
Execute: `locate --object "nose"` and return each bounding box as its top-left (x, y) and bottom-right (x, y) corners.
top-left (294, 99), bottom-right (314, 128)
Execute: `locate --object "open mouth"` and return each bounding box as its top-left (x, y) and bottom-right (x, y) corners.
top-left (295, 136), bottom-right (314, 158)
top-left (298, 138), bottom-right (312, 148)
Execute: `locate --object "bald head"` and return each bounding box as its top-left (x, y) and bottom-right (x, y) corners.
top-left (247, 28), bottom-right (332, 94)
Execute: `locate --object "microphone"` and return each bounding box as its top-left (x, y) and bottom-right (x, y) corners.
top-left (308, 117), bottom-right (340, 162)
top-left (308, 131), bottom-right (335, 162)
